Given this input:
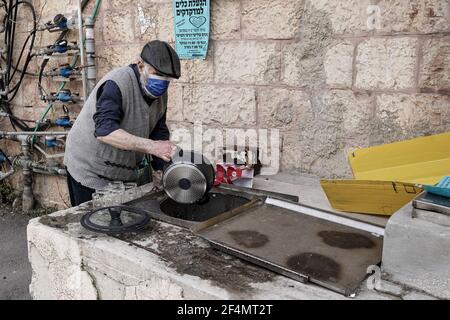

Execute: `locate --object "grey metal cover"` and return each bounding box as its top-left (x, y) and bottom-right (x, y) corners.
top-left (163, 163), bottom-right (208, 204)
top-left (195, 202), bottom-right (383, 296)
top-left (413, 192), bottom-right (450, 216)
top-left (162, 150), bottom-right (215, 204)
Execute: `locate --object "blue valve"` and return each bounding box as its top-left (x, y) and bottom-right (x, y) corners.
top-left (45, 14), bottom-right (68, 31)
top-left (53, 40), bottom-right (68, 53)
top-left (56, 90), bottom-right (72, 102)
top-left (55, 16), bottom-right (68, 30)
top-left (44, 136), bottom-right (58, 148)
top-left (55, 117), bottom-right (72, 128)
top-left (54, 45), bottom-right (67, 53)
top-left (59, 66), bottom-right (73, 78)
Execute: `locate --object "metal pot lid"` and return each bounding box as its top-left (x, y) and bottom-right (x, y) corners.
top-left (80, 205), bottom-right (151, 234)
top-left (163, 162), bottom-right (208, 204)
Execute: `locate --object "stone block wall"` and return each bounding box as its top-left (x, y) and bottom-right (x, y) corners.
top-left (1, 0), bottom-right (449, 208)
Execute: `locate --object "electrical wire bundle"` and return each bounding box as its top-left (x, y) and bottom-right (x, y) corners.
top-left (0, 0), bottom-right (94, 133)
top-left (0, 0), bottom-right (38, 131)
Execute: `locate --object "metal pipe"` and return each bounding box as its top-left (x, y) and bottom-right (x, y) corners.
top-left (32, 168), bottom-right (65, 176)
top-left (14, 158), bottom-right (67, 176)
top-left (84, 16), bottom-right (96, 96)
top-left (20, 139), bottom-right (34, 212)
top-left (0, 168), bottom-right (15, 181)
top-left (77, 0), bottom-right (87, 101)
top-left (1, 134), bottom-right (30, 143)
top-left (0, 131), bottom-right (69, 137)
top-left (33, 143), bottom-right (65, 160)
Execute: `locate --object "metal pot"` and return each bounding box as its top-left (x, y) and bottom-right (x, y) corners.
top-left (162, 149), bottom-right (215, 204)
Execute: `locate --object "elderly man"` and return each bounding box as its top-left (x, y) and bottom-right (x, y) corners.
top-left (64, 40), bottom-right (180, 206)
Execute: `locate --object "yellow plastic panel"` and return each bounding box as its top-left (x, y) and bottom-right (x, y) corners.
top-left (320, 180), bottom-right (423, 216)
top-left (348, 132), bottom-right (450, 185)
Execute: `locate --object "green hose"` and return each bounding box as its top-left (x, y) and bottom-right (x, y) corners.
top-left (91, 0), bottom-right (101, 20)
top-left (32, 0), bottom-right (102, 140)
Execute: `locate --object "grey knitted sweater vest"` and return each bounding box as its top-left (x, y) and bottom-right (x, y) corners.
top-left (64, 66), bottom-right (167, 190)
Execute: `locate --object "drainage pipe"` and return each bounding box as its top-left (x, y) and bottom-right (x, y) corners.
top-left (84, 16), bottom-right (96, 96)
top-left (77, 0), bottom-right (87, 101)
top-left (20, 139), bottom-right (34, 212)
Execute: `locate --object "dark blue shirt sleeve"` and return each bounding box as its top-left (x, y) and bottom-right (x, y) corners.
top-left (149, 110), bottom-right (170, 171)
top-left (93, 80), bottom-right (124, 137)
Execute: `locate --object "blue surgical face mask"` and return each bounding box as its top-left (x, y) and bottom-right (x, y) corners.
top-left (141, 67), bottom-right (170, 98)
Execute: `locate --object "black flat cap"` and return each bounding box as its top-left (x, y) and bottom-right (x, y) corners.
top-left (140, 40), bottom-right (181, 79)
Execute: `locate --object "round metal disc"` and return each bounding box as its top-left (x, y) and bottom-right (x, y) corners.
top-left (163, 163), bottom-right (207, 204)
top-left (80, 205), bottom-right (151, 234)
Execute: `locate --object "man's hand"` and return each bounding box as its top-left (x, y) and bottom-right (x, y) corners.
top-left (147, 140), bottom-right (177, 162)
top-left (97, 129), bottom-right (176, 162)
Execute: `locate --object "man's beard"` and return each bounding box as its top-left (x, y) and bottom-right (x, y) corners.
top-left (140, 72), bottom-right (157, 99)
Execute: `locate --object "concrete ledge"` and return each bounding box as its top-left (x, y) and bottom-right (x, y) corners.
top-left (382, 204), bottom-right (450, 299)
top-left (26, 176), bottom-right (441, 300)
top-left (28, 204), bottom-right (350, 300)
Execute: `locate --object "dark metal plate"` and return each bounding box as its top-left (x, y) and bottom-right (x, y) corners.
top-left (195, 202), bottom-right (383, 296)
